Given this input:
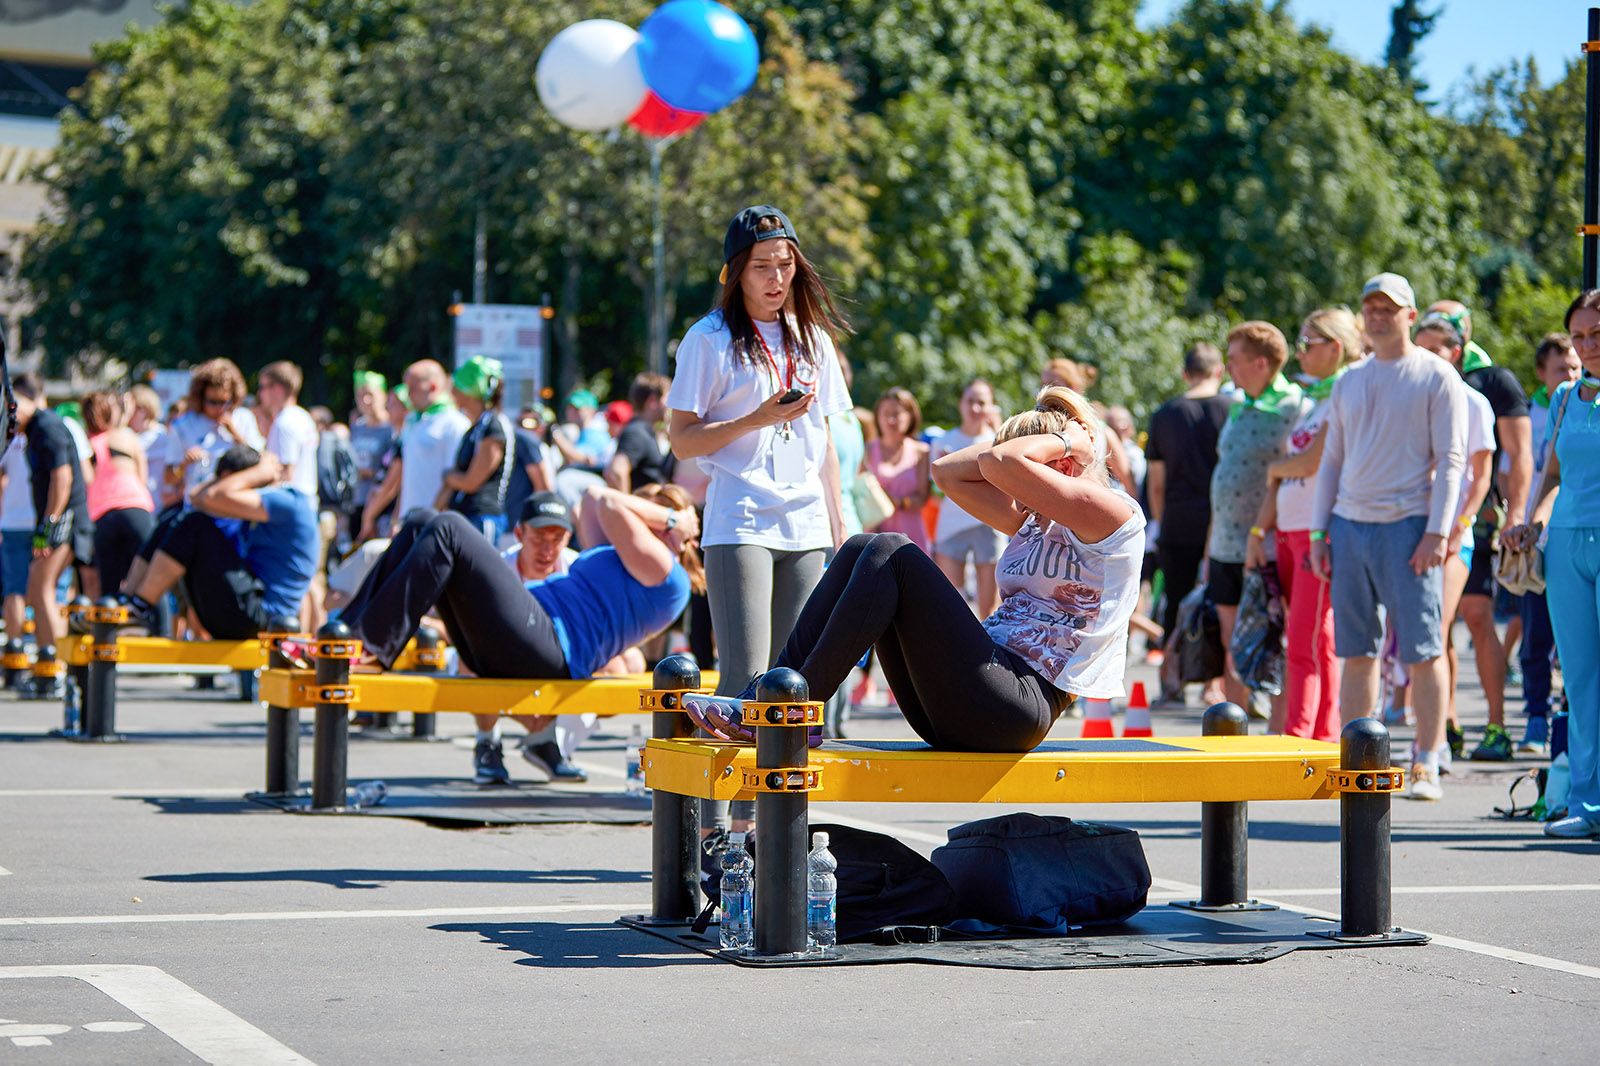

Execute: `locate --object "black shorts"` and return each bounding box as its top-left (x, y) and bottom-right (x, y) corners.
top-left (1464, 540), bottom-right (1497, 600)
top-left (1207, 558), bottom-right (1246, 607)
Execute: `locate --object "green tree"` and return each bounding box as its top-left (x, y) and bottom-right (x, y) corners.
top-left (1385, 0), bottom-right (1440, 90)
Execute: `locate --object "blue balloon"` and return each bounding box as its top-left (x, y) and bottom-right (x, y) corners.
top-left (636, 0), bottom-right (759, 115)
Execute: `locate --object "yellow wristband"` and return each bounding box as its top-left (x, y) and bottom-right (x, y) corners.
top-left (1249, 526), bottom-right (1266, 540)
top-left (1456, 514), bottom-right (1472, 528)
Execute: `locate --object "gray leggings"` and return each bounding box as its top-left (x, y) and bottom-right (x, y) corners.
top-left (702, 543), bottom-right (827, 826)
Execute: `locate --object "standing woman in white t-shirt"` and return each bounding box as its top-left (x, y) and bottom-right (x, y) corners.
top-left (931, 378), bottom-right (1006, 618)
top-left (667, 205), bottom-right (850, 829)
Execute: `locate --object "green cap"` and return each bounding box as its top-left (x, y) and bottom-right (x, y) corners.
top-left (390, 384), bottom-right (413, 410)
top-left (354, 371), bottom-right (387, 393)
top-left (452, 356), bottom-right (503, 401)
top-left (565, 389), bottom-right (598, 410)
top-left (55, 402), bottom-right (82, 425)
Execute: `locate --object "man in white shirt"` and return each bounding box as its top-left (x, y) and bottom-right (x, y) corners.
top-left (1309, 272), bottom-right (1467, 802)
top-left (358, 360), bottom-right (469, 540)
top-left (257, 362), bottom-right (320, 500)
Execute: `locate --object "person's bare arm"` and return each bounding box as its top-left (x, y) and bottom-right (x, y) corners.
top-left (668, 392), bottom-right (814, 460)
top-left (587, 485), bottom-right (698, 587)
top-left (1451, 449), bottom-right (1495, 553)
top-left (604, 451), bottom-right (632, 492)
top-left (1496, 414), bottom-right (1532, 529)
top-left (979, 435), bottom-right (1134, 543)
top-left (899, 442), bottom-right (931, 511)
top-left (1266, 424), bottom-right (1328, 482)
top-left (442, 439), bottom-right (504, 494)
top-left (193, 455), bottom-right (282, 523)
top-left (359, 458), bottom-right (401, 539)
top-left (932, 443), bottom-right (1027, 536)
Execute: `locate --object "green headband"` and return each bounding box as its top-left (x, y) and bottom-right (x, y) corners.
top-left (354, 371), bottom-right (387, 393)
top-left (390, 384), bottom-right (413, 410)
top-left (452, 356), bottom-right (503, 401)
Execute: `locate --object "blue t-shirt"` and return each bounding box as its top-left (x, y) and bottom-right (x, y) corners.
top-left (244, 488), bottom-right (320, 618)
top-left (529, 546), bottom-right (690, 679)
top-left (1551, 382), bottom-right (1600, 529)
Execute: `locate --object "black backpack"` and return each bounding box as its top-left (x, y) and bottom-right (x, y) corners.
top-left (317, 432), bottom-right (358, 510)
top-left (698, 822), bottom-right (958, 944)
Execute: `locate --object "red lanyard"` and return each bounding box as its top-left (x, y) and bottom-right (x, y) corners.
top-left (750, 325), bottom-right (816, 390)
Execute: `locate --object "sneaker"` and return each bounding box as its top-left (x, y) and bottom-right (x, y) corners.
top-left (1470, 723), bottom-right (1514, 762)
top-left (472, 740), bottom-right (511, 785)
top-left (1517, 715), bottom-right (1549, 755)
top-left (25, 674), bottom-right (62, 701)
top-left (700, 828), bottom-right (729, 903)
top-left (1506, 662), bottom-right (1523, 689)
top-left (1446, 721), bottom-right (1466, 761)
top-left (1543, 815), bottom-right (1600, 839)
top-left (1408, 763), bottom-right (1443, 801)
top-left (520, 740), bottom-right (588, 782)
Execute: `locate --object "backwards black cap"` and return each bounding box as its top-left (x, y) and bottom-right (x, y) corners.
top-left (720, 205), bottom-right (798, 284)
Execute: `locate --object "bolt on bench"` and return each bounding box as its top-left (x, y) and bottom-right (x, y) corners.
top-left (255, 621), bottom-right (715, 807)
top-left (632, 655), bottom-right (1425, 964)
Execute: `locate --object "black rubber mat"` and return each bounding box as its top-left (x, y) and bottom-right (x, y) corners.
top-left (248, 778), bottom-right (652, 826)
top-left (832, 738), bottom-right (1197, 754)
top-left (619, 905), bottom-right (1427, 969)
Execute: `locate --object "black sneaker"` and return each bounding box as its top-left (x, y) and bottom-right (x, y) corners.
top-left (473, 740), bottom-right (511, 785)
top-left (27, 674), bottom-right (62, 701)
top-left (520, 740), bottom-right (588, 782)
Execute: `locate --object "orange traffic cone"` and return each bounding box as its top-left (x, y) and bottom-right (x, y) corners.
top-left (1080, 697), bottom-right (1115, 738)
top-left (1121, 682), bottom-right (1154, 737)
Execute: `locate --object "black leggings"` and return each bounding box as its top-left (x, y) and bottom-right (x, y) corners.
top-left (95, 507), bottom-right (154, 595)
top-left (341, 510), bottom-right (568, 678)
top-left (773, 533), bottom-right (1070, 752)
top-left (150, 509), bottom-right (270, 639)
top-left (1156, 539), bottom-right (1205, 641)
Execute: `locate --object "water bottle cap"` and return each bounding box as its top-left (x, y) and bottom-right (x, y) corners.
top-left (729, 831), bottom-right (746, 845)
top-left (812, 831), bottom-right (828, 848)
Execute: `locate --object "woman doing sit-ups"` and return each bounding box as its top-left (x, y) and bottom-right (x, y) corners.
top-left (697, 386), bottom-right (1144, 752)
top-left (339, 484), bottom-right (702, 681)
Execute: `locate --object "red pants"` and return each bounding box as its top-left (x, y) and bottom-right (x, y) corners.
top-left (1277, 529), bottom-right (1340, 742)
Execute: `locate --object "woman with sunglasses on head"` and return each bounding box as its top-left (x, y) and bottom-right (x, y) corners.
top-left (695, 387), bottom-right (1143, 751)
top-left (1245, 308), bottom-right (1365, 742)
top-left (666, 205), bottom-right (851, 845)
top-left (160, 358), bottom-right (262, 510)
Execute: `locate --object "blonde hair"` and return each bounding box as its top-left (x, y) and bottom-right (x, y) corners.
top-left (995, 385), bottom-right (1110, 487)
top-left (1301, 307), bottom-right (1364, 366)
top-left (633, 483), bottom-right (707, 595)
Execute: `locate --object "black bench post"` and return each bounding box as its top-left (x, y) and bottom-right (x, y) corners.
top-left (1198, 702), bottom-right (1252, 908)
top-left (650, 654), bottom-right (701, 923)
top-left (1338, 717), bottom-right (1392, 937)
top-left (3, 639), bottom-right (28, 689)
top-left (263, 616), bottom-right (303, 796)
top-left (311, 621), bottom-right (355, 811)
top-left (83, 598), bottom-right (121, 740)
top-left (754, 667), bottom-right (810, 957)
top-left (409, 625), bottom-right (443, 739)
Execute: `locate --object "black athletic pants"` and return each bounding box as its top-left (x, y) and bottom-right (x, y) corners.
top-left (94, 507), bottom-right (155, 596)
top-left (149, 509), bottom-right (270, 639)
top-left (771, 533), bottom-right (1070, 752)
top-left (341, 510), bottom-right (569, 679)
top-left (1156, 538), bottom-right (1206, 641)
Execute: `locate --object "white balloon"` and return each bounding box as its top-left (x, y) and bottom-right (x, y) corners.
top-left (535, 20), bottom-right (649, 132)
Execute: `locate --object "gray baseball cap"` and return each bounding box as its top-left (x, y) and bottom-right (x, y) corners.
top-left (1361, 272), bottom-right (1416, 310)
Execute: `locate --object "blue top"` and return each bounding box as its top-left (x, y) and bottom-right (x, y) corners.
top-left (529, 546), bottom-right (691, 679)
top-left (244, 488), bottom-right (320, 618)
top-left (1551, 382), bottom-right (1600, 529)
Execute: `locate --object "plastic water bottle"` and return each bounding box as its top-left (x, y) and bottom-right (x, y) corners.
top-left (625, 724), bottom-right (647, 797)
top-left (346, 781), bottom-right (387, 809)
top-left (807, 831), bottom-right (838, 950)
top-left (719, 832), bottom-right (754, 951)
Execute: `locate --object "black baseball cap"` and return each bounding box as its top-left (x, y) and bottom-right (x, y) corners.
top-left (518, 492), bottom-right (574, 534)
top-left (722, 205), bottom-right (798, 267)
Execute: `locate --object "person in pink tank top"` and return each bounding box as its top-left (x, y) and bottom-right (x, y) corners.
top-left (83, 391), bottom-right (156, 596)
top-left (869, 387), bottom-right (930, 552)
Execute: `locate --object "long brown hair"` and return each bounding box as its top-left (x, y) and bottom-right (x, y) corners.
top-left (634, 483), bottom-right (707, 594)
top-left (715, 216), bottom-right (850, 372)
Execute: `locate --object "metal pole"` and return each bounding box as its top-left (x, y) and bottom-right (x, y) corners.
top-left (650, 654), bottom-right (702, 923)
top-left (1338, 717), bottom-right (1393, 937)
top-left (1197, 702), bottom-right (1251, 908)
top-left (473, 206), bottom-right (488, 306)
top-left (311, 621), bottom-right (354, 811)
top-left (1586, 9), bottom-right (1600, 289)
top-left (753, 668), bottom-right (810, 957)
top-left (649, 139), bottom-right (667, 376)
top-left (4, 639), bottom-right (27, 689)
top-left (409, 625), bottom-right (442, 740)
top-left (263, 617), bottom-right (302, 796)
top-left (84, 600), bottom-right (119, 740)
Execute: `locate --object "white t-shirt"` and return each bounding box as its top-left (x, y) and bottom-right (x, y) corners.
top-left (266, 403), bottom-right (320, 501)
top-left (1, 437), bottom-right (34, 529)
top-left (930, 426), bottom-right (994, 542)
top-left (667, 312), bottom-right (852, 550)
top-left (229, 407), bottom-right (265, 450)
top-left (399, 406), bottom-right (471, 517)
top-left (1274, 396), bottom-right (1334, 533)
top-left (1458, 383), bottom-right (1496, 540)
top-left (63, 417), bottom-right (91, 462)
top-left (982, 499), bottom-right (1147, 700)
top-left (165, 410), bottom-right (262, 501)
top-left (138, 425), bottom-right (168, 501)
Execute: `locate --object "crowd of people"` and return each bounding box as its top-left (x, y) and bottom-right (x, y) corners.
top-left (11, 203), bottom-right (1596, 844)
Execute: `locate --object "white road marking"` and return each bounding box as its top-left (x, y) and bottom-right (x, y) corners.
top-left (0, 901), bottom-right (649, 927)
top-left (0, 865), bottom-right (11, 876)
top-left (84, 1021), bottom-right (148, 1033)
top-left (0, 788), bottom-right (245, 798)
top-left (0, 965), bottom-right (311, 1064)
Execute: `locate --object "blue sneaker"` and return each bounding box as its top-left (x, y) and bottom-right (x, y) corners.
top-left (473, 740), bottom-right (511, 785)
top-left (1543, 815), bottom-right (1600, 839)
top-left (1518, 715), bottom-right (1549, 755)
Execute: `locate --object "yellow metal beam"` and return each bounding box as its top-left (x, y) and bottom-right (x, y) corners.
top-left (258, 668), bottom-right (718, 717)
top-left (62, 636), bottom-right (440, 671)
top-left (643, 736), bottom-right (1342, 805)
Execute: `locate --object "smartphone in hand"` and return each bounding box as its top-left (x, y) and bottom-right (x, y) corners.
top-left (778, 388), bottom-right (808, 404)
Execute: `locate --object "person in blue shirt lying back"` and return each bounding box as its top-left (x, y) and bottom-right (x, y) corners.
top-left (339, 483), bottom-right (700, 687)
top-left (114, 445), bottom-right (319, 638)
